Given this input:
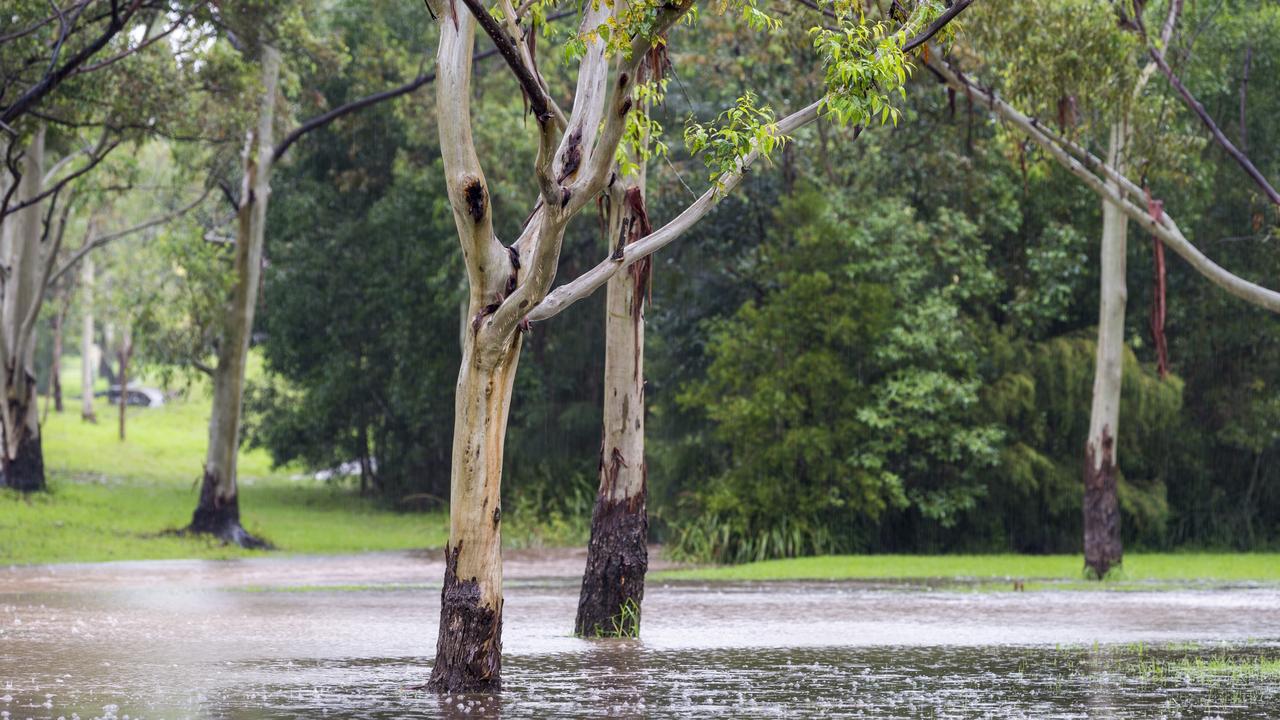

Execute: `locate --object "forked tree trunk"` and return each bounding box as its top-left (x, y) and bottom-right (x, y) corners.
top-left (188, 46), bottom-right (280, 548)
top-left (427, 334), bottom-right (521, 693)
top-left (80, 254), bottom-right (97, 422)
top-left (425, 0), bottom-right (693, 690)
top-left (576, 174), bottom-right (651, 638)
top-left (1083, 121), bottom-right (1128, 579)
top-left (1, 127), bottom-right (47, 492)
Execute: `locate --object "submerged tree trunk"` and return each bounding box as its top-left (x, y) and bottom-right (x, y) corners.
top-left (1084, 121), bottom-right (1128, 579)
top-left (188, 46), bottom-right (280, 548)
top-left (576, 174), bottom-right (651, 638)
top-left (1, 127), bottom-right (47, 492)
top-left (427, 335), bottom-right (521, 693)
top-left (80, 255), bottom-right (97, 422)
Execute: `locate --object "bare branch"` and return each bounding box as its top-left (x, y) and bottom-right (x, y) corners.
top-left (1139, 6), bottom-right (1278, 206)
top-left (48, 187), bottom-right (211, 285)
top-left (72, 1), bottom-right (207, 76)
top-left (2, 132), bottom-right (117, 221)
top-left (460, 0), bottom-right (554, 123)
top-left (928, 56), bottom-right (1280, 313)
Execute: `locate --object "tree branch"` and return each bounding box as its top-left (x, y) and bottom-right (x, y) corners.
top-left (459, 0), bottom-right (553, 123)
top-left (902, 0), bottom-right (974, 52)
top-left (72, 1), bottom-right (206, 76)
top-left (928, 55), bottom-right (1280, 313)
top-left (1143, 23), bottom-right (1278, 205)
top-left (529, 98), bottom-right (828, 322)
top-left (48, 187), bottom-right (210, 286)
top-left (2, 131), bottom-right (117, 221)
top-left (435, 0), bottom-right (509, 305)
top-left (1, 0), bottom-right (145, 125)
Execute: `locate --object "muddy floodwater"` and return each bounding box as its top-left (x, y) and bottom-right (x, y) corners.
top-left (2, 549), bottom-right (1279, 718)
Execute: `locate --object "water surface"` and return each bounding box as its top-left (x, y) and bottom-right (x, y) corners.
top-left (2, 550), bottom-right (1277, 718)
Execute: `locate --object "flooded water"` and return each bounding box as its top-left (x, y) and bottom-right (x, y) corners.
top-left (2, 550), bottom-right (1278, 718)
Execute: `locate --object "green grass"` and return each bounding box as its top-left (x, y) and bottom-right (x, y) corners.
top-left (2, 362), bottom-right (448, 565)
top-left (655, 553), bottom-right (1280, 584)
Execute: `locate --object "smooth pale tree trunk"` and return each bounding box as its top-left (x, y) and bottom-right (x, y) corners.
top-left (0, 127), bottom-right (47, 491)
top-left (427, 333), bottom-right (521, 692)
top-left (576, 170), bottom-right (651, 638)
top-left (188, 46), bottom-right (280, 548)
top-left (1083, 121), bottom-right (1128, 579)
top-left (80, 254), bottom-right (97, 422)
top-left (425, 0), bottom-right (694, 690)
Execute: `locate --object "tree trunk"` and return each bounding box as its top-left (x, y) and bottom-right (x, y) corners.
top-left (576, 174), bottom-right (650, 638)
top-left (188, 46), bottom-right (280, 548)
top-left (427, 334), bottom-right (521, 693)
top-left (1, 126), bottom-right (47, 492)
top-left (101, 322), bottom-right (115, 385)
top-left (117, 326), bottom-right (132, 441)
top-left (1083, 121), bottom-right (1128, 579)
top-left (80, 254), bottom-right (97, 422)
top-left (51, 305), bottom-right (65, 412)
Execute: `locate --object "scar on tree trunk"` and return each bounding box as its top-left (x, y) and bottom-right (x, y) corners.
top-left (575, 456), bottom-right (648, 638)
top-left (186, 469), bottom-right (271, 549)
top-left (427, 542), bottom-right (502, 693)
top-left (1083, 426), bottom-right (1122, 579)
top-left (1, 432), bottom-right (46, 492)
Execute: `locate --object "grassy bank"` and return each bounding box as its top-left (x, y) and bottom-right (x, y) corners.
top-left (655, 553), bottom-right (1280, 584)
top-left (2, 362), bottom-right (448, 565)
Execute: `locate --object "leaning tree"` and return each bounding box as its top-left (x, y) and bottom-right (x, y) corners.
top-left (420, 0), bottom-right (972, 692)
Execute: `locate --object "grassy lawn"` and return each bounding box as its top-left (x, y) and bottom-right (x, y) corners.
top-left (655, 553), bottom-right (1280, 584)
top-left (1, 357), bottom-right (447, 565)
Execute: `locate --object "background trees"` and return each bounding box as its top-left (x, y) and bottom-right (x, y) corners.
top-left (227, 0), bottom-right (1280, 565)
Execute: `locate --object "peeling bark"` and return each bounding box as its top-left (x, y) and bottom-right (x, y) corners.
top-left (428, 542), bottom-right (503, 692)
top-left (1083, 425), bottom-right (1121, 578)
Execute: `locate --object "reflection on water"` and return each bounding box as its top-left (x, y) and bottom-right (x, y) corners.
top-left (2, 553), bottom-right (1278, 718)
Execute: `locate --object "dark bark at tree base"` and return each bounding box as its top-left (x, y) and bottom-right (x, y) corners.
top-left (427, 543), bottom-right (502, 693)
top-left (1083, 428), bottom-right (1122, 579)
top-left (0, 433), bottom-right (46, 492)
top-left (186, 470), bottom-right (271, 549)
top-left (575, 490), bottom-right (648, 638)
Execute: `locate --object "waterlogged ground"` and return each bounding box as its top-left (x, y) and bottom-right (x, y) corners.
top-left (2, 550), bottom-right (1279, 718)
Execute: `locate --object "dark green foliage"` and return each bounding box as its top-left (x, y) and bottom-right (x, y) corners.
top-left (241, 1), bottom-right (1279, 559)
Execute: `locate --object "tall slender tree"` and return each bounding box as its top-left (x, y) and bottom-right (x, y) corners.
top-left (186, 45), bottom-right (281, 547)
